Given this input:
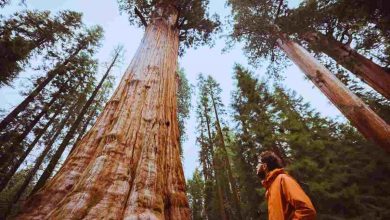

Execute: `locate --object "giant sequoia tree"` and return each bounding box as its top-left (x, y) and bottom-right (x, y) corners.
top-left (17, 0), bottom-right (218, 219)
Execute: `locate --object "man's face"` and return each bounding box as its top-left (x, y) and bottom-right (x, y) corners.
top-left (256, 160), bottom-right (267, 179)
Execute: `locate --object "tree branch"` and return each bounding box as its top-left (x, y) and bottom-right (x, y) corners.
top-left (134, 6), bottom-right (148, 28)
top-left (178, 17), bottom-right (187, 29)
top-left (274, 0), bottom-right (284, 22)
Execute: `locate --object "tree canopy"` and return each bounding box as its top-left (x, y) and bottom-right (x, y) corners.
top-left (118, 0), bottom-right (220, 54)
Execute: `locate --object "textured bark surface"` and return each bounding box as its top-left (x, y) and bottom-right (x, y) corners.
top-left (16, 10), bottom-right (190, 220)
top-left (304, 32), bottom-right (390, 99)
top-left (277, 37), bottom-right (390, 151)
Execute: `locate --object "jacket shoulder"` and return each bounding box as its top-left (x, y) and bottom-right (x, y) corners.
top-left (279, 173), bottom-right (295, 181)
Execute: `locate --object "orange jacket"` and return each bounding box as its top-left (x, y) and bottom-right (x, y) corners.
top-left (262, 168), bottom-right (316, 220)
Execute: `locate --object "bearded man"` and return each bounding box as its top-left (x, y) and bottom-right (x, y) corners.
top-left (256, 151), bottom-right (316, 220)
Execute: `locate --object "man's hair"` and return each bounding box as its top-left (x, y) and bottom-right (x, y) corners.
top-left (260, 151), bottom-right (284, 171)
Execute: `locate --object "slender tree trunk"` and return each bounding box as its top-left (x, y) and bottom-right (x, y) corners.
top-left (0, 46), bottom-right (83, 132)
top-left (0, 81), bottom-right (70, 161)
top-left (0, 104), bottom-right (63, 192)
top-left (303, 32), bottom-right (390, 99)
top-left (199, 134), bottom-right (212, 219)
top-left (68, 100), bottom-right (100, 155)
top-left (17, 10), bottom-right (190, 218)
top-left (211, 152), bottom-right (229, 220)
top-left (7, 76), bottom-right (75, 143)
top-left (210, 93), bottom-right (243, 220)
top-left (31, 52), bottom-right (117, 195)
top-left (2, 106), bottom-right (74, 218)
top-left (204, 106), bottom-right (228, 220)
top-left (29, 92), bottom-right (87, 195)
top-left (277, 36), bottom-right (390, 151)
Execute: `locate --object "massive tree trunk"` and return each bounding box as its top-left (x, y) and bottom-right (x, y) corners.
top-left (303, 32), bottom-right (390, 99)
top-left (210, 93), bottom-right (243, 220)
top-left (16, 6), bottom-right (190, 220)
top-left (277, 36), bottom-right (390, 151)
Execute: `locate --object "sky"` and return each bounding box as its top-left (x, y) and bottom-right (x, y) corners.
top-left (0, 0), bottom-right (344, 179)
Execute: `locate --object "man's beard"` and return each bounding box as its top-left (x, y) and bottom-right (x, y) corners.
top-left (257, 169), bottom-right (266, 179)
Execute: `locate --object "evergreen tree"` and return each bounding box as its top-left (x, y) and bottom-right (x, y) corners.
top-left (282, 0), bottom-right (390, 98)
top-left (0, 26), bottom-right (103, 133)
top-left (230, 65), bottom-right (390, 219)
top-left (231, 65), bottom-right (277, 219)
top-left (196, 74), bottom-right (245, 220)
top-left (0, 10), bottom-right (82, 85)
top-left (176, 68), bottom-right (192, 156)
top-left (31, 48), bottom-right (120, 194)
top-left (186, 168), bottom-right (205, 220)
top-left (0, 51), bottom-right (99, 192)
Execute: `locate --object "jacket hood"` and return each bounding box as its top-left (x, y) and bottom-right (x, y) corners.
top-left (262, 168), bottom-right (285, 189)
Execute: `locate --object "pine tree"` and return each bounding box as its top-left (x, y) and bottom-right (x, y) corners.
top-left (0, 52), bottom-right (100, 191)
top-left (205, 75), bottom-right (243, 219)
top-left (231, 65), bottom-right (278, 219)
top-left (196, 74), bottom-right (228, 220)
top-left (186, 168), bottom-right (205, 220)
top-left (176, 68), bottom-right (192, 156)
top-left (31, 48), bottom-right (120, 194)
top-left (0, 26), bottom-right (103, 132)
top-left (0, 10), bottom-right (82, 86)
top-left (196, 74), bottom-right (248, 220)
top-left (278, 0), bottom-right (390, 98)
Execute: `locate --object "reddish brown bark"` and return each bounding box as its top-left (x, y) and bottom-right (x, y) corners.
top-left (303, 32), bottom-right (390, 99)
top-left (277, 36), bottom-right (390, 151)
top-left (16, 6), bottom-right (189, 220)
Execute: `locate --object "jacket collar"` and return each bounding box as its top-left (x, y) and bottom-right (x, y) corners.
top-left (262, 168), bottom-right (285, 189)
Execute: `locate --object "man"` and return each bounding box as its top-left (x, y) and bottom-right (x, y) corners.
top-left (256, 151), bottom-right (316, 220)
